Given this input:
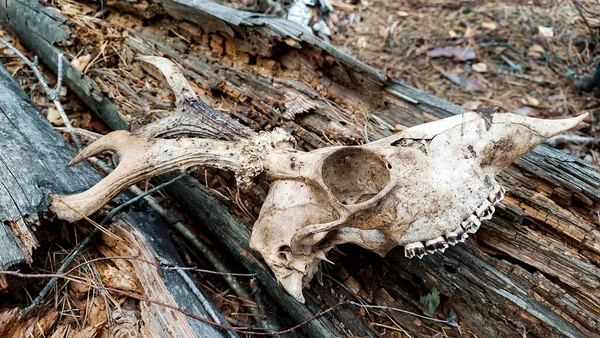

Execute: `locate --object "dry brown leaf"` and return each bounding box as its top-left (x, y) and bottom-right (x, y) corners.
top-left (527, 44), bottom-right (545, 57)
top-left (46, 108), bottom-right (64, 126)
top-left (525, 95), bottom-right (540, 107)
top-left (481, 22), bottom-right (498, 30)
top-left (472, 62), bottom-right (488, 73)
top-left (537, 26), bottom-right (554, 38)
top-left (394, 124), bottom-right (408, 132)
top-left (378, 25), bottom-right (389, 39)
top-left (464, 26), bottom-right (477, 38)
top-left (72, 54), bottom-right (92, 72)
top-left (438, 68), bottom-right (487, 91)
top-left (464, 76), bottom-right (487, 91)
top-left (428, 46), bottom-right (476, 62)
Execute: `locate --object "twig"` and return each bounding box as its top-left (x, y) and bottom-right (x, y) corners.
top-left (55, 127), bottom-right (103, 141)
top-left (20, 171), bottom-right (191, 317)
top-left (5, 268), bottom-right (460, 335)
top-left (546, 134), bottom-right (600, 147)
top-left (65, 255), bottom-right (257, 277)
top-left (0, 37), bottom-right (82, 150)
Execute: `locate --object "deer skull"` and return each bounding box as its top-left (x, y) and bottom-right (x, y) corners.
top-left (51, 57), bottom-right (587, 303)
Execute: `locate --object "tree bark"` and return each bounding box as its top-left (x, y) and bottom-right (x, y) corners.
top-left (0, 63), bottom-right (233, 337)
top-left (2, 0), bottom-right (600, 337)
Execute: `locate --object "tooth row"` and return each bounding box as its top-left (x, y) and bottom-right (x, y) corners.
top-left (461, 185), bottom-right (505, 234)
top-left (404, 227), bottom-right (468, 259)
top-left (404, 186), bottom-right (506, 259)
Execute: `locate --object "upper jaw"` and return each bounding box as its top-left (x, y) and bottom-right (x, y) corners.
top-left (404, 184), bottom-right (505, 259)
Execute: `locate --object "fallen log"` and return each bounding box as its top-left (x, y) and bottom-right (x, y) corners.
top-left (2, 0), bottom-right (600, 337)
top-left (0, 62), bottom-right (234, 337)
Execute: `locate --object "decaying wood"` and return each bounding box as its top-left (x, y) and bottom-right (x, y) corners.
top-left (2, 0), bottom-right (600, 337)
top-left (0, 63), bottom-right (93, 269)
top-left (0, 62), bottom-right (233, 337)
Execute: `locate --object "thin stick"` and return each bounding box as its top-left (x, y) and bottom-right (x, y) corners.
top-left (55, 127), bottom-right (103, 141)
top-left (0, 37), bottom-right (82, 150)
top-left (65, 255), bottom-right (257, 278)
top-left (546, 134), bottom-right (600, 147)
top-left (20, 171), bottom-right (190, 317)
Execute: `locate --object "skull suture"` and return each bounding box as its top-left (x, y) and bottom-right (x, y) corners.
top-left (51, 57), bottom-right (588, 303)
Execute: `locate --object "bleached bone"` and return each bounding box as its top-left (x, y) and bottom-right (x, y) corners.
top-left (50, 127), bottom-right (295, 222)
top-left (51, 57), bottom-right (588, 303)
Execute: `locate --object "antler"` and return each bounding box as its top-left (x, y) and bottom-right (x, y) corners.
top-left (50, 130), bottom-right (287, 222)
top-left (51, 56), bottom-right (295, 222)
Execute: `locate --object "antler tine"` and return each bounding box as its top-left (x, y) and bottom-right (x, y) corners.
top-left (67, 130), bottom-right (140, 166)
top-left (135, 56), bottom-right (195, 106)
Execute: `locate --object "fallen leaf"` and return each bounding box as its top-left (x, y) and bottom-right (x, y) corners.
top-left (396, 10), bottom-right (409, 17)
top-left (462, 100), bottom-right (482, 110)
top-left (357, 36), bottom-right (367, 49)
top-left (437, 68), bottom-right (487, 91)
top-left (527, 44), bottom-right (545, 57)
top-left (46, 108), bottom-right (64, 126)
top-left (464, 26), bottom-right (477, 39)
top-left (72, 54), bottom-right (91, 72)
top-left (6, 62), bottom-right (24, 75)
top-left (378, 25), bottom-right (389, 39)
top-left (472, 62), bottom-right (488, 73)
top-left (448, 30), bottom-right (458, 39)
top-left (525, 95), bottom-right (540, 107)
top-left (394, 124), bottom-right (408, 132)
top-left (428, 46), bottom-right (476, 62)
top-left (464, 76), bottom-right (487, 91)
top-left (481, 22), bottom-right (497, 30)
top-left (538, 26), bottom-right (554, 38)
top-left (79, 112), bottom-right (92, 128)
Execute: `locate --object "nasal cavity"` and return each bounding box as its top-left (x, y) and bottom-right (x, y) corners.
top-left (321, 148), bottom-right (391, 205)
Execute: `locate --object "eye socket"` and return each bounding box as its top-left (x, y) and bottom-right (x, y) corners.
top-left (321, 148), bottom-right (391, 205)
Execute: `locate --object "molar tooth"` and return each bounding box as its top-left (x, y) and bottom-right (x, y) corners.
top-left (488, 185), bottom-right (506, 205)
top-left (475, 200), bottom-right (493, 218)
top-left (461, 215), bottom-right (481, 234)
top-left (404, 242), bottom-right (425, 259)
top-left (445, 228), bottom-right (464, 246)
top-left (480, 204), bottom-right (495, 221)
top-left (425, 236), bottom-right (448, 254)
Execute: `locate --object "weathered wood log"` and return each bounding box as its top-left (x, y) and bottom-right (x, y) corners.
top-left (2, 0), bottom-right (600, 337)
top-left (0, 63), bottom-right (234, 337)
